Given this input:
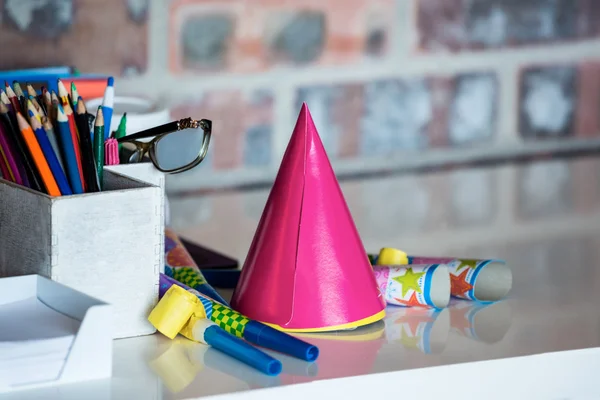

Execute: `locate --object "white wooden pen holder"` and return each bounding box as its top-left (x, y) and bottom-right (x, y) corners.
top-left (0, 166), bottom-right (165, 339)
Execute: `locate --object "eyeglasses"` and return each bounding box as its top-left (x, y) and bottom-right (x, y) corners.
top-left (117, 117), bottom-right (212, 174)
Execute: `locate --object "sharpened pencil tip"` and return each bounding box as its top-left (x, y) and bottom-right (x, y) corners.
top-left (107, 77), bottom-right (114, 86)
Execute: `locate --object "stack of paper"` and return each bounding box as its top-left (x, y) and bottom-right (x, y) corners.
top-left (0, 297), bottom-right (80, 389)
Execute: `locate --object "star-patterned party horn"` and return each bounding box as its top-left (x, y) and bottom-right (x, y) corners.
top-left (373, 264), bottom-right (450, 308)
top-left (449, 300), bottom-right (512, 344)
top-left (372, 248), bottom-right (512, 302)
top-left (384, 307), bottom-right (450, 354)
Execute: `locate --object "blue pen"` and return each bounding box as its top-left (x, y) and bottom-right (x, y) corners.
top-left (28, 110), bottom-right (73, 195)
top-left (56, 103), bottom-right (83, 194)
top-left (101, 77), bottom-right (114, 140)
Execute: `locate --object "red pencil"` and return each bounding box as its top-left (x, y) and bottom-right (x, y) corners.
top-left (5, 82), bottom-right (21, 113)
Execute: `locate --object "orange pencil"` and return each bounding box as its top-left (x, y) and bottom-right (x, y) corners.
top-left (16, 112), bottom-right (61, 196)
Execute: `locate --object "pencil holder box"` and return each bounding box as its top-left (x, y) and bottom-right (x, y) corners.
top-left (0, 169), bottom-right (164, 339)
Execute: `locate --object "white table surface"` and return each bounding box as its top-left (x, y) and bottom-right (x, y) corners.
top-left (4, 156), bottom-right (600, 400)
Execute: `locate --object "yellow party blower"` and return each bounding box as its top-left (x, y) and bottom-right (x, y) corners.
top-left (148, 285), bottom-right (282, 376)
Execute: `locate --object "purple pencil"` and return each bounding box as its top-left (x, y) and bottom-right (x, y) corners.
top-left (0, 120), bottom-right (23, 184)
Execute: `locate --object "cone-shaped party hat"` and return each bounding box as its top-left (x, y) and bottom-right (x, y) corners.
top-left (231, 103), bottom-right (386, 332)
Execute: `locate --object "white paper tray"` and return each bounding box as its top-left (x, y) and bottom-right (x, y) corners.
top-left (0, 275), bottom-right (112, 394)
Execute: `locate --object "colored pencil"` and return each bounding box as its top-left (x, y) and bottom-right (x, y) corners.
top-left (75, 100), bottom-right (100, 193)
top-left (114, 112), bottom-right (127, 142)
top-left (0, 102), bottom-right (37, 190)
top-left (12, 82), bottom-right (24, 99)
top-left (50, 91), bottom-right (59, 121)
top-left (5, 82), bottom-right (21, 113)
top-left (0, 89), bottom-right (10, 106)
top-left (29, 95), bottom-right (44, 117)
top-left (16, 112), bottom-right (61, 196)
top-left (26, 83), bottom-right (37, 97)
top-left (29, 111), bottom-right (72, 195)
top-left (42, 116), bottom-right (66, 173)
top-left (93, 106), bottom-right (105, 189)
top-left (12, 81), bottom-right (25, 109)
top-left (0, 121), bottom-right (23, 184)
top-left (58, 81), bottom-right (76, 129)
top-left (57, 79), bottom-right (71, 109)
top-left (61, 101), bottom-right (85, 191)
top-left (101, 77), bottom-right (114, 140)
top-left (71, 82), bottom-right (80, 109)
top-left (0, 144), bottom-right (11, 180)
top-left (56, 103), bottom-right (83, 194)
top-left (27, 99), bottom-right (41, 123)
top-left (41, 87), bottom-right (50, 115)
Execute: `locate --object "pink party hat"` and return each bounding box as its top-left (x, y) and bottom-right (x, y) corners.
top-left (231, 103), bottom-right (386, 332)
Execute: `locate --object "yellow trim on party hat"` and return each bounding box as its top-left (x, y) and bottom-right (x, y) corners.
top-left (295, 321), bottom-right (385, 342)
top-left (261, 309), bottom-right (386, 333)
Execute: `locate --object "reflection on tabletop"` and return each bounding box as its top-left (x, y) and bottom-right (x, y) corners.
top-left (384, 306), bottom-right (450, 354)
top-left (147, 300), bottom-right (512, 394)
top-left (383, 300), bottom-right (512, 355)
top-left (448, 299), bottom-right (512, 344)
top-left (149, 337), bottom-right (281, 394)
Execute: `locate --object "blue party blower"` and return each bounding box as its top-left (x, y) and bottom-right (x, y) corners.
top-left (243, 321), bottom-right (319, 362)
top-left (190, 318), bottom-right (282, 376)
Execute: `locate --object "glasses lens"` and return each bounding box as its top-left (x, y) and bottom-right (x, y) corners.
top-left (129, 148), bottom-right (144, 163)
top-left (121, 142), bottom-right (144, 163)
top-left (154, 126), bottom-right (207, 171)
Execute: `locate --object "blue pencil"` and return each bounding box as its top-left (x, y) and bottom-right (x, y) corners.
top-left (56, 103), bottom-right (83, 194)
top-left (101, 77), bottom-right (114, 140)
top-left (28, 110), bottom-right (73, 195)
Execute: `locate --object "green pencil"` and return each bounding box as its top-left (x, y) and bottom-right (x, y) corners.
top-left (93, 106), bottom-right (104, 190)
top-left (114, 112), bottom-right (127, 148)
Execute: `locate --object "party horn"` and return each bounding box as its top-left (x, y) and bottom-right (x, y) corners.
top-left (384, 307), bottom-right (450, 354)
top-left (164, 227), bottom-right (229, 306)
top-left (449, 300), bottom-right (512, 344)
top-left (159, 273), bottom-right (319, 362)
top-left (372, 248), bottom-right (512, 302)
top-left (181, 315), bottom-right (282, 376)
top-left (373, 264), bottom-right (450, 308)
top-left (149, 284), bottom-right (282, 376)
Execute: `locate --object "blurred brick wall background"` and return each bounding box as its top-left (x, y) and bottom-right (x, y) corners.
top-left (1, 0), bottom-right (600, 192)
